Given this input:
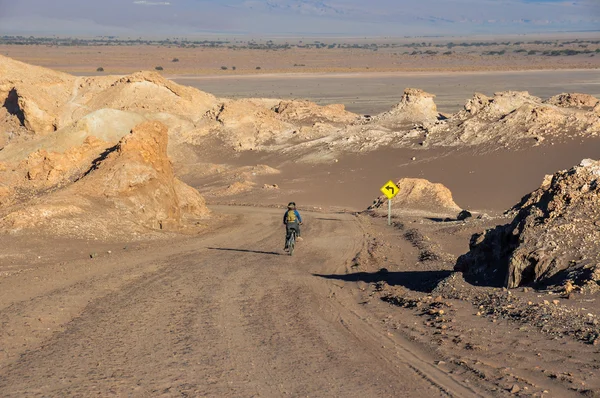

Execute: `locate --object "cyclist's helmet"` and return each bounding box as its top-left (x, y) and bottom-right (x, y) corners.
top-left (287, 202), bottom-right (296, 209)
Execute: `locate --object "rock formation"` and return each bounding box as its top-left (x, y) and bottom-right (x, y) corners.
top-left (368, 178), bottom-right (461, 215)
top-left (274, 100), bottom-right (358, 125)
top-left (0, 121), bottom-right (209, 239)
top-left (424, 91), bottom-right (600, 148)
top-left (374, 88), bottom-right (440, 126)
top-left (456, 159), bottom-right (600, 289)
top-left (0, 55), bottom-right (75, 135)
top-left (210, 99), bottom-right (293, 151)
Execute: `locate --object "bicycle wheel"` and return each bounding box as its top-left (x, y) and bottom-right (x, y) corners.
top-left (288, 232), bottom-right (296, 256)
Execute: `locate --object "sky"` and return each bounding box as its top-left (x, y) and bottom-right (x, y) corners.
top-left (0, 0), bottom-right (598, 37)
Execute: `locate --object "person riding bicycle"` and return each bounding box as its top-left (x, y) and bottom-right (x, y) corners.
top-left (283, 202), bottom-right (303, 251)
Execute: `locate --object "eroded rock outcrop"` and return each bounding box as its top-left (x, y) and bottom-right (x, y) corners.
top-left (374, 88), bottom-right (440, 126)
top-left (456, 159), bottom-right (600, 289)
top-left (211, 99), bottom-right (293, 150)
top-left (0, 106), bottom-right (28, 149)
top-left (274, 100), bottom-right (358, 125)
top-left (83, 71), bottom-right (217, 120)
top-left (0, 121), bottom-right (209, 239)
top-left (425, 91), bottom-right (600, 147)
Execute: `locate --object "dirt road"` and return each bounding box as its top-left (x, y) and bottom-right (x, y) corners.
top-left (0, 208), bottom-right (488, 397)
top-left (0, 206), bottom-right (484, 397)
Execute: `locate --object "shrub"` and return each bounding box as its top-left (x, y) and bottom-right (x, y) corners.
top-left (155, 66), bottom-right (164, 71)
top-left (96, 67), bottom-right (104, 72)
top-left (256, 66), bottom-right (261, 70)
top-left (221, 66), bottom-right (228, 70)
top-left (172, 58), bottom-right (179, 62)
top-left (232, 66), bottom-right (236, 70)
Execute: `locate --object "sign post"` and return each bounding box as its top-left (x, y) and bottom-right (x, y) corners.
top-left (380, 180), bottom-right (399, 226)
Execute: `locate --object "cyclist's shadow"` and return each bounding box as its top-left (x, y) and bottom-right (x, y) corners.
top-left (207, 247), bottom-right (282, 256)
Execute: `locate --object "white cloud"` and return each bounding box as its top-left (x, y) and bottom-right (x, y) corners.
top-left (133, 1), bottom-right (171, 5)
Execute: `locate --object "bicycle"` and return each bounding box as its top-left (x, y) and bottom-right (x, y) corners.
top-left (286, 229), bottom-right (296, 256)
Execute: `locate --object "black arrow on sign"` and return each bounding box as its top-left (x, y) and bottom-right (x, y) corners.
top-left (386, 185), bottom-right (395, 195)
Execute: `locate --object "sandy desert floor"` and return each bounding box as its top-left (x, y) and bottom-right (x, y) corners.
top-left (173, 69), bottom-right (600, 116)
top-left (2, 39), bottom-right (599, 76)
top-left (181, 136), bottom-right (600, 214)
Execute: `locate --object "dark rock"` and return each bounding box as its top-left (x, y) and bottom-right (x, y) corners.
top-left (455, 159), bottom-right (600, 289)
top-left (456, 210), bottom-right (472, 221)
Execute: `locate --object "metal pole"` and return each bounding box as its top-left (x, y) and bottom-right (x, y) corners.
top-left (388, 199), bottom-right (392, 226)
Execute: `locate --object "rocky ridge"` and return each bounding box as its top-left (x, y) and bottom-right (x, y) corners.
top-left (1, 55), bottom-right (600, 237)
top-left (2, 54), bottom-right (598, 161)
top-left (456, 158), bottom-right (600, 289)
top-left (423, 91), bottom-right (600, 148)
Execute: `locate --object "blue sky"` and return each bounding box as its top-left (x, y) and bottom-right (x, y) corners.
top-left (0, 0), bottom-right (598, 36)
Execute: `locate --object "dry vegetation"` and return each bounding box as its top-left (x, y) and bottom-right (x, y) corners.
top-left (1, 35), bottom-right (599, 75)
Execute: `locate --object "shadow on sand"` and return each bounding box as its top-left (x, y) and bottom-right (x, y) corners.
top-left (426, 217), bottom-right (456, 223)
top-left (207, 247), bottom-right (282, 256)
top-left (314, 269), bottom-right (453, 293)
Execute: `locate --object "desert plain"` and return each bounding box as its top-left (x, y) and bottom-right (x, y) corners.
top-left (1, 35), bottom-right (600, 397)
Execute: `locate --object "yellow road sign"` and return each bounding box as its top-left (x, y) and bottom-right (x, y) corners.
top-left (380, 180), bottom-right (399, 200)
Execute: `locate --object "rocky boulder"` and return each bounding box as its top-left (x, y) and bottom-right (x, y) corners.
top-left (426, 91), bottom-right (600, 147)
top-left (456, 159), bottom-right (600, 289)
top-left (456, 210), bottom-right (473, 221)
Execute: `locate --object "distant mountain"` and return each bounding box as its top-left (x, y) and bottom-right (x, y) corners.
top-left (0, 0), bottom-right (598, 36)
top-left (242, 0), bottom-right (347, 16)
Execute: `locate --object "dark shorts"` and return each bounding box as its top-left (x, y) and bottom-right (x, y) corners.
top-left (286, 222), bottom-right (300, 239)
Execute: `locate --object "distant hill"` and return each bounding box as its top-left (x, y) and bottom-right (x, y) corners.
top-left (0, 0), bottom-right (598, 36)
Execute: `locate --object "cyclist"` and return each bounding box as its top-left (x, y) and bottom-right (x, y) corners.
top-left (283, 202), bottom-right (303, 251)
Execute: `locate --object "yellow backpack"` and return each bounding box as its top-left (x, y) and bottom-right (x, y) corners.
top-left (286, 210), bottom-right (297, 223)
